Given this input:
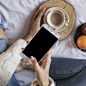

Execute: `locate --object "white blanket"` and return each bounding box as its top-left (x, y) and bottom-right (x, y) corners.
top-left (1, 0), bottom-right (86, 86)
top-left (0, 0), bottom-right (86, 59)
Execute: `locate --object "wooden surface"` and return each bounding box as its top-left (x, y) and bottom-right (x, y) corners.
top-left (40, 0), bottom-right (76, 41)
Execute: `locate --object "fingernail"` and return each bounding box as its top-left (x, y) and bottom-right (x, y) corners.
top-left (31, 56), bottom-right (34, 61)
top-left (21, 48), bottom-right (24, 50)
top-left (26, 41), bottom-right (29, 44)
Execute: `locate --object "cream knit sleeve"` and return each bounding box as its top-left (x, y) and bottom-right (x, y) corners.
top-left (31, 77), bottom-right (55, 86)
top-left (0, 39), bottom-right (26, 86)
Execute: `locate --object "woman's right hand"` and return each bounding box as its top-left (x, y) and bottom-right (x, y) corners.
top-left (31, 49), bottom-right (52, 86)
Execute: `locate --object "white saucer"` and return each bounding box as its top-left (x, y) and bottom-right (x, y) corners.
top-left (43, 7), bottom-right (69, 32)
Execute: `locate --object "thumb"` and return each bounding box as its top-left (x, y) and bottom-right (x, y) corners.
top-left (31, 56), bottom-right (40, 71)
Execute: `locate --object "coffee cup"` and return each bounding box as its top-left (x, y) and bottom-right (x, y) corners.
top-left (47, 9), bottom-right (68, 30)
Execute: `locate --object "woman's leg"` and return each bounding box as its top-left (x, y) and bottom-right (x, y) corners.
top-left (49, 57), bottom-right (86, 86)
top-left (0, 24), bottom-right (8, 53)
top-left (0, 24), bottom-right (11, 48)
top-left (0, 38), bottom-right (7, 54)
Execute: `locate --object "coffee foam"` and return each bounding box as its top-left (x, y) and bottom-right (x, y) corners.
top-left (50, 12), bottom-right (63, 26)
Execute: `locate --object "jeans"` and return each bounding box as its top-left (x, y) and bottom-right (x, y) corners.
top-left (0, 24), bottom-right (7, 54)
top-left (6, 58), bottom-right (86, 86)
top-left (6, 74), bottom-right (20, 86)
top-left (1, 24), bottom-right (86, 86)
top-left (0, 38), bottom-right (7, 54)
top-left (49, 58), bottom-right (86, 86)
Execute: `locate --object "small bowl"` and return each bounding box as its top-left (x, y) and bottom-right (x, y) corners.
top-left (74, 23), bottom-right (86, 52)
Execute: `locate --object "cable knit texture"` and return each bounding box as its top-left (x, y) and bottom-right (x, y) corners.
top-left (0, 39), bottom-right (26, 86)
top-left (0, 39), bottom-right (55, 86)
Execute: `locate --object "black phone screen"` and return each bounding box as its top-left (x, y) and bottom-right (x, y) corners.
top-left (22, 27), bottom-right (58, 62)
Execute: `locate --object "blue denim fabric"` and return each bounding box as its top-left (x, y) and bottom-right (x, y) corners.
top-left (6, 74), bottom-right (20, 86)
top-left (49, 57), bottom-right (86, 86)
top-left (0, 38), bottom-right (7, 54)
top-left (0, 24), bottom-right (7, 54)
top-left (0, 24), bottom-right (5, 31)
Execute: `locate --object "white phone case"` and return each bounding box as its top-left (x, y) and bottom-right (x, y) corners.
top-left (20, 24), bottom-right (61, 64)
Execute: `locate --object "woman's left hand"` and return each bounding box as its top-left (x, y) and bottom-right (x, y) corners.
top-left (24, 7), bottom-right (46, 41)
top-left (31, 49), bottom-right (52, 86)
top-left (15, 8), bottom-right (46, 73)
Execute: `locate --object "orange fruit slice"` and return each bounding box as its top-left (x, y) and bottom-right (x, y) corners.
top-left (77, 35), bottom-right (86, 50)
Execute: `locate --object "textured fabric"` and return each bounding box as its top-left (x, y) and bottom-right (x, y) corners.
top-left (49, 57), bottom-right (86, 86)
top-left (6, 74), bottom-right (20, 86)
top-left (0, 39), bottom-right (26, 86)
top-left (14, 69), bottom-right (35, 86)
top-left (31, 77), bottom-right (55, 86)
top-left (0, 24), bottom-right (5, 31)
top-left (0, 38), bottom-right (7, 54)
top-left (0, 0), bottom-right (47, 44)
top-left (0, 0), bottom-right (86, 59)
top-left (0, 24), bottom-right (7, 54)
top-left (0, 38), bottom-right (54, 86)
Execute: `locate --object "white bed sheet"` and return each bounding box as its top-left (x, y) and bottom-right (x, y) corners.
top-left (1, 0), bottom-right (86, 86)
top-left (1, 0), bottom-right (86, 59)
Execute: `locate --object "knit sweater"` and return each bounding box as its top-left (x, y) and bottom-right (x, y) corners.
top-left (0, 39), bottom-right (55, 86)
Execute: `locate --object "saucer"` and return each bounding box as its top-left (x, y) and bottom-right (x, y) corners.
top-left (43, 7), bottom-right (69, 32)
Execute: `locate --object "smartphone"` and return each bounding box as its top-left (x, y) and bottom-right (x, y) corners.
top-left (20, 24), bottom-right (61, 64)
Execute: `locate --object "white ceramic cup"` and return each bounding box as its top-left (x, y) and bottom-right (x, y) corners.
top-left (47, 9), bottom-right (68, 30)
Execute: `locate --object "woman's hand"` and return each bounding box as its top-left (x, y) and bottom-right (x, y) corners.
top-left (15, 7), bottom-right (46, 73)
top-left (24, 7), bottom-right (46, 42)
top-left (31, 49), bottom-right (52, 86)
